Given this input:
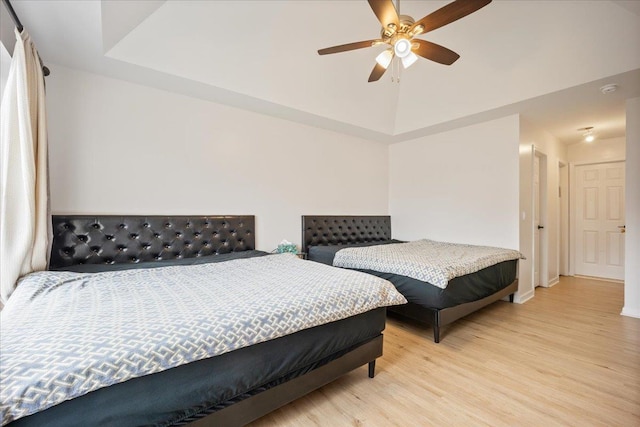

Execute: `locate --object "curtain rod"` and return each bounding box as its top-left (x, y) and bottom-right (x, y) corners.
top-left (1, 0), bottom-right (50, 76)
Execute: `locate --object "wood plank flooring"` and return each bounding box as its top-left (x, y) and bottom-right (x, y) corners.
top-left (250, 276), bottom-right (640, 426)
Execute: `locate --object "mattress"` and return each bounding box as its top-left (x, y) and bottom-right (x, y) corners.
top-left (4, 250), bottom-right (400, 426)
top-left (8, 308), bottom-right (386, 427)
top-left (308, 243), bottom-right (517, 310)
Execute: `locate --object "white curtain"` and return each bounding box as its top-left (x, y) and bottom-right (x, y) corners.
top-left (0, 29), bottom-right (50, 303)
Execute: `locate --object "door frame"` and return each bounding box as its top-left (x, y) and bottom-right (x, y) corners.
top-left (558, 161), bottom-right (569, 276)
top-left (534, 147), bottom-right (549, 288)
top-left (568, 158), bottom-right (625, 276)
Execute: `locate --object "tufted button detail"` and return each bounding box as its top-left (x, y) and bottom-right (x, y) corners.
top-left (50, 215), bottom-right (255, 269)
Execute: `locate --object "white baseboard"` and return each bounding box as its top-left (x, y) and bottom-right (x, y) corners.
top-left (621, 307), bottom-right (640, 319)
top-left (546, 277), bottom-right (560, 287)
top-left (514, 289), bottom-right (535, 304)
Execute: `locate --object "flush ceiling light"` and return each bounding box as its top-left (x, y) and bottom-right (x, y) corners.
top-left (578, 126), bottom-right (595, 142)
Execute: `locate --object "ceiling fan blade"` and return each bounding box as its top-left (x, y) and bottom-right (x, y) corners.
top-left (368, 62), bottom-right (388, 82)
top-left (368, 0), bottom-right (399, 30)
top-left (410, 0), bottom-right (492, 36)
top-left (318, 40), bottom-right (382, 55)
top-left (412, 39), bottom-right (460, 65)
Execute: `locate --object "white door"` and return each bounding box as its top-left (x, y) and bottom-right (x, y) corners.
top-left (575, 162), bottom-right (625, 280)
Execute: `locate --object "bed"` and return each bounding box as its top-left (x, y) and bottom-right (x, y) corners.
top-left (0, 215), bottom-right (405, 427)
top-left (301, 215), bottom-right (520, 343)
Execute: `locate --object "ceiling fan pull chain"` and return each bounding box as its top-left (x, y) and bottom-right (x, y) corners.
top-left (391, 58), bottom-right (396, 82)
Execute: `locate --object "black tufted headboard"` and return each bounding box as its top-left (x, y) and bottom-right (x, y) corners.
top-left (50, 215), bottom-right (255, 269)
top-left (301, 216), bottom-right (391, 254)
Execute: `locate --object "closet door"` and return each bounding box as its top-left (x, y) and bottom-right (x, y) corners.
top-left (575, 162), bottom-right (625, 280)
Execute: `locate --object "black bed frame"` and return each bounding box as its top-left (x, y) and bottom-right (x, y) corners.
top-left (49, 215), bottom-right (383, 426)
top-left (301, 215), bottom-right (518, 343)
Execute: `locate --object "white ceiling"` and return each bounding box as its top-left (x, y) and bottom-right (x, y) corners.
top-left (4, 0), bottom-right (640, 144)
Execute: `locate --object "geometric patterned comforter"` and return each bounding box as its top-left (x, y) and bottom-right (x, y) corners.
top-left (0, 254), bottom-right (405, 425)
top-left (333, 239), bottom-right (523, 289)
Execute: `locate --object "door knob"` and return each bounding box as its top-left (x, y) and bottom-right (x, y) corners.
top-left (537, 225), bottom-right (544, 230)
top-left (618, 225), bottom-right (626, 234)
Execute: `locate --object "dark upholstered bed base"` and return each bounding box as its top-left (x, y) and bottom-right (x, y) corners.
top-left (40, 215), bottom-right (384, 426)
top-left (388, 280), bottom-right (518, 343)
top-left (302, 215), bottom-right (519, 343)
top-left (192, 335), bottom-right (383, 426)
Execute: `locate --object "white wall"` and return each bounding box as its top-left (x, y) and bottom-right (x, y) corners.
top-left (0, 42), bottom-right (10, 103)
top-left (46, 66), bottom-right (389, 251)
top-left (567, 137), bottom-right (626, 163)
top-left (623, 98), bottom-right (640, 318)
top-left (520, 119), bottom-right (568, 288)
top-left (389, 115), bottom-right (520, 249)
top-left (0, 5), bottom-right (15, 57)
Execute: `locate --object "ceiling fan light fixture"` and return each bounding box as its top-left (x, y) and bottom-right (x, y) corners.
top-left (375, 49), bottom-right (393, 69)
top-left (317, 0), bottom-right (493, 82)
top-left (393, 38), bottom-right (412, 58)
top-left (401, 51), bottom-right (418, 69)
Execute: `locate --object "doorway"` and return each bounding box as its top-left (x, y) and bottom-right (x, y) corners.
top-left (559, 161), bottom-right (569, 276)
top-left (534, 149), bottom-right (548, 287)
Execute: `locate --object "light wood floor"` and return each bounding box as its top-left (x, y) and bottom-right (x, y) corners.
top-left (250, 276), bottom-right (640, 426)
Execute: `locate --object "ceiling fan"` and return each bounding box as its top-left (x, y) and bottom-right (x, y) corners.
top-left (318, 0), bottom-right (492, 82)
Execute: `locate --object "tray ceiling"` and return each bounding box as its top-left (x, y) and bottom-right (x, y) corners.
top-left (5, 0), bottom-right (640, 144)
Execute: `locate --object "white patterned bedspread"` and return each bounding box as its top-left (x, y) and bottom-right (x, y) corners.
top-left (0, 254), bottom-right (405, 425)
top-left (333, 239), bottom-right (522, 289)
